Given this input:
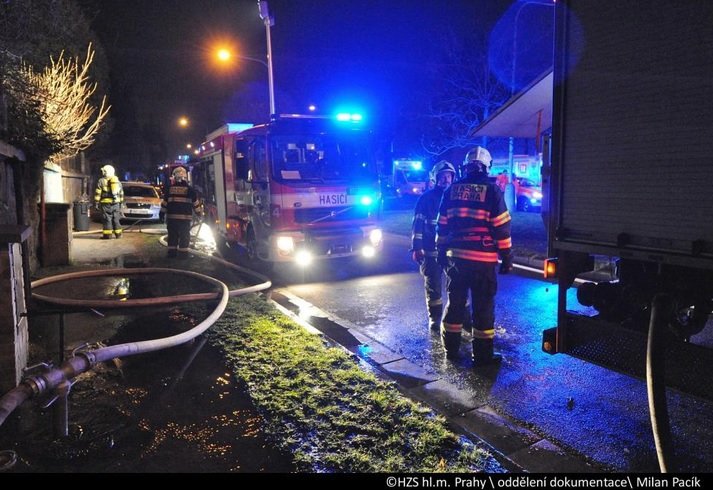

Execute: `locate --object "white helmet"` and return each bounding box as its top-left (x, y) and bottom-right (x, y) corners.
top-left (462, 146), bottom-right (492, 175)
top-left (430, 160), bottom-right (456, 182)
top-left (172, 166), bottom-right (187, 181)
top-left (100, 164), bottom-right (115, 178)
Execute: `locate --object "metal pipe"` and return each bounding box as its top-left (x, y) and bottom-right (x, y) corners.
top-left (646, 293), bottom-right (675, 473)
top-left (53, 380), bottom-right (71, 438)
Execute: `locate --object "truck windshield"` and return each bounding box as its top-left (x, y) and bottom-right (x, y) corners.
top-left (271, 133), bottom-right (376, 184)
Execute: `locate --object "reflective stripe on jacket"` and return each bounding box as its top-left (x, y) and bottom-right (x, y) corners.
top-left (411, 186), bottom-right (445, 256)
top-left (163, 182), bottom-right (200, 221)
top-left (94, 176), bottom-right (123, 205)
top-left (436, 174), bottom-right (512, 263)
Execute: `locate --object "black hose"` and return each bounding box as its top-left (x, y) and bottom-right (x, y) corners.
top-left (646, 293), bottom-right (675, 473)
top-left (0, 384), bottom-right (33, 428)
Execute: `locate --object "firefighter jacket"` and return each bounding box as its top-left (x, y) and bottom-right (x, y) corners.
top-left (94, 176), bottom-right (123, 205)
top-left (411, 186), bottom-right (446, 258)
top-left (436, 173), bottom-right (512, 263)
top-left (162, 181), bottom-right (200, 221)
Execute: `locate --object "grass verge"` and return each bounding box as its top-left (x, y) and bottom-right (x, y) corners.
top-left (206, 295), bottom-right (501, 473)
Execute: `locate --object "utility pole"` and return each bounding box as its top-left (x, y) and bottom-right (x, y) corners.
top-left (257, 1), bottom-right (276, 116)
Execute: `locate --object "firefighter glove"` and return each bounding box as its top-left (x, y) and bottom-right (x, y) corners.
top-left (94, 203), bottom-right (100, 211)
top-left (412, 249), bottom-right (425, 264)
top-left (499, 250), bottom-right (514, 275)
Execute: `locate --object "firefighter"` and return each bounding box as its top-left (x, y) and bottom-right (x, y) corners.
top-left (94, 164), bottom-right (124, 239)
top-left (162, 166), bottom-right (201, 258)
top-left (436, 146), bottom-right (513, 366)
top-left (411, 160), bottom-right (457, 331)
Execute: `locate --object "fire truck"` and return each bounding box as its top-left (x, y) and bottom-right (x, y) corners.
top-left (192, 114), bottom-right (383, 267)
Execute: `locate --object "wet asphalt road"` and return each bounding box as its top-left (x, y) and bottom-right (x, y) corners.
top-left (269, 238), bottom-right (713, 473)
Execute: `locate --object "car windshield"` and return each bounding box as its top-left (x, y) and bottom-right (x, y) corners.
top-left (271, 133), bottom-right (377, 184)
top-left (124, 185), bottom-right (158, 198)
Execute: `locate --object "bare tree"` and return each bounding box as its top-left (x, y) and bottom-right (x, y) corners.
top-left (419, 31), bottom-right (509, 157)
top-left (23, 44), bottom-right (110, 162)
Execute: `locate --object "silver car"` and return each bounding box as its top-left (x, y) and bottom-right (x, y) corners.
top-left (121, 182), bottom-right (164, 222)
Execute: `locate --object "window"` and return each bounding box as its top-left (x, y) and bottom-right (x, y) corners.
top-left (250, 137), bottom-right (268, 181)
top-left (270, 133), bottom-right (376, 184)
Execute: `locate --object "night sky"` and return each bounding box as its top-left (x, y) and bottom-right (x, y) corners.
top-left (80, 0), bottom-right (548, 163)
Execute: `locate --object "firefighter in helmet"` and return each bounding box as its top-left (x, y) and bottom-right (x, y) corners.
top-left (411, 160), bottom-right (457, 331)
top-left (94, 164), bottom-right (124, 239)
top-left (436, 146), bottom-right (513, 366)
top-left (162, 166), bottom-right (201, 258)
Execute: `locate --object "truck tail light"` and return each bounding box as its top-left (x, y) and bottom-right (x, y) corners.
top-left (544, 258), bottom-right (558, 279)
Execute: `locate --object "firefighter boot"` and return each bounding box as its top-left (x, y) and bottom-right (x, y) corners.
top-left (441, 331), bottom-right (461, 360)
top-left (427, 304), bottom-right (443, 331)
top-left (471, 338), bottom-right (502, 367)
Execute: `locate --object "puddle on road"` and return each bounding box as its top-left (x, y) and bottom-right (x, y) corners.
top-left (1, 310), bottom-right (294, 473)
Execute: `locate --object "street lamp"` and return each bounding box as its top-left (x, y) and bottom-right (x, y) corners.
top-left (214, 47), bottom-right (268, 70)
top-left (257, 0), bottom-right (276, 116)
top-left (178, 116), bottom-right (189, 128)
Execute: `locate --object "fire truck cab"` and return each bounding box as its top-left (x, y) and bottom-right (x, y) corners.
top-left (193, 114), bottom-right (383, 267)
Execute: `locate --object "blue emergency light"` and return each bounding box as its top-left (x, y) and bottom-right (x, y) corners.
top-left (335, 112), bottom-right (363, 122)
top-left (359, 195), bottom-right (374, 206)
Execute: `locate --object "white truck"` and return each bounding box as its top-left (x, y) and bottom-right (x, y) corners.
top-left (385, 158), bottom-right (430, 199)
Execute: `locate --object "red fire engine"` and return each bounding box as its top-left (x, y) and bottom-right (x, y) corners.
top-left (193, 114), bottom-right (384, 267)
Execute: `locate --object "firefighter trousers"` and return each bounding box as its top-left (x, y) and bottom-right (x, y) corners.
top-left (420, 256), bottom-right (444, 328)
top-left (101, 203), bottom-right (122, 238)
top-left (166, 219), bottom-right (192, 258)
top-left (443, 258), bottom-right (497, 336)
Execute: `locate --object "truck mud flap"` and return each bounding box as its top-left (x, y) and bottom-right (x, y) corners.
top-left (543, 314), bottom-right (713, 401)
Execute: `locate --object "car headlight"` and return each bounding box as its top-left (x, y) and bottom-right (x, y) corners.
top-left (533, 191), bottom-right (543, 199)
top-left (362, 245), bottom-right (376, 258)
top-left (369, 228), bottom-right (383, 246)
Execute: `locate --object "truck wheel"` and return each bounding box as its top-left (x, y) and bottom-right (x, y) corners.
top-left (246, 230), bottom-right (259, 262)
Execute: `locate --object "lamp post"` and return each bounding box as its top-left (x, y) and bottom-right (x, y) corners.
top-left (508, 0), bottom-right (555, 182)
top-left (511, 0), bottom-right (555, 96)
top-left (257, 0), bottom-right (276, 116)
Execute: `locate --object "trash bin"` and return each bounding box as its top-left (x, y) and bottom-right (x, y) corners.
top-left (73, 198), bottom-right (90, 231)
